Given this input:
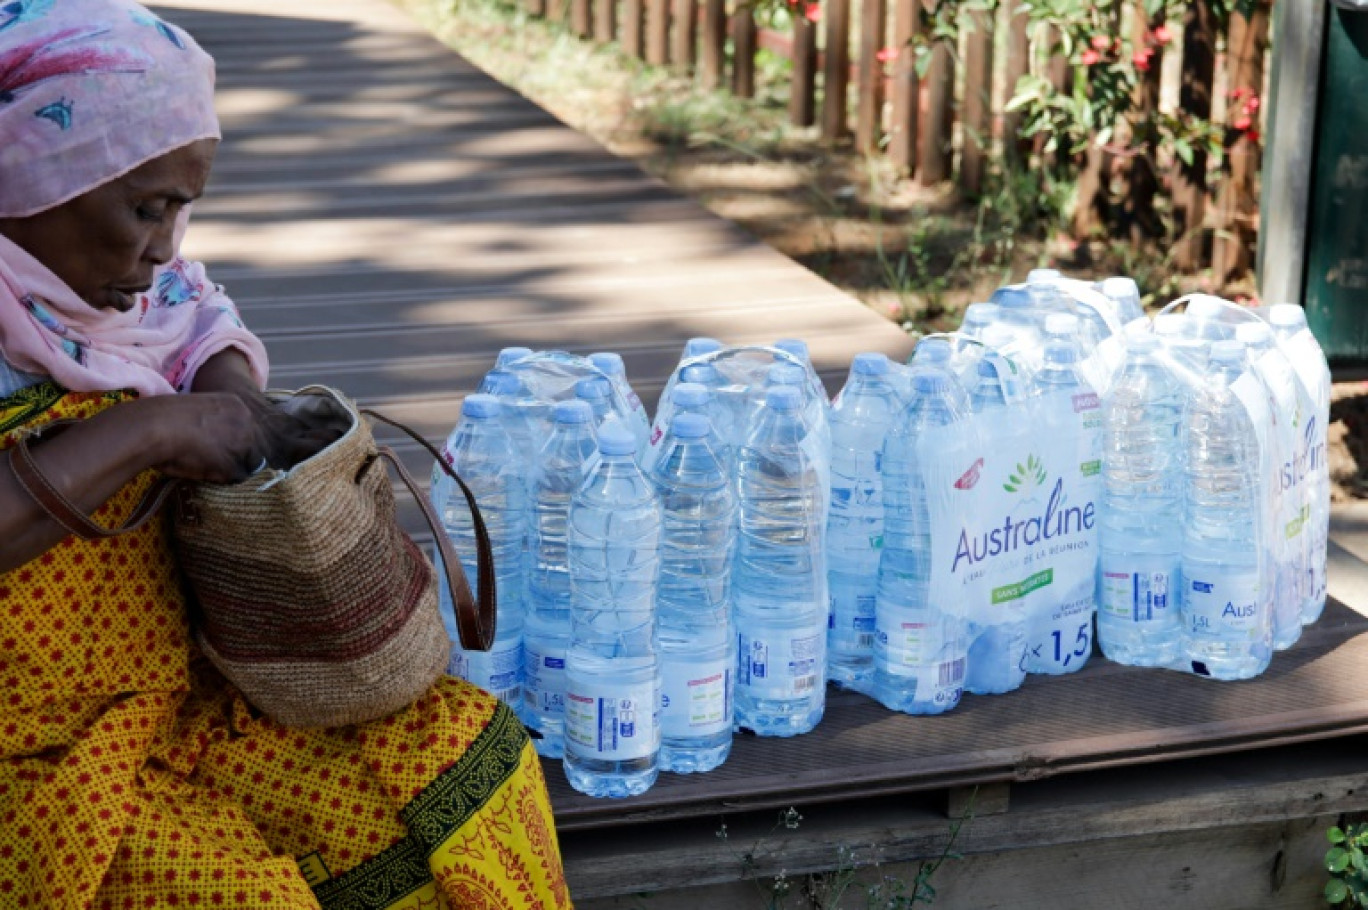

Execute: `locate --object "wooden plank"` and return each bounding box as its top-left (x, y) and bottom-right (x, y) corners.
top-left (623, 0), bottom-right (645, 57)
top-left (1212, 0), bottom-right (1272, 283)
top-left (647, 0), bottom-right (670, 64)
top-left (820, 0), bottom-right (852, 140)
top-left (700, 0), bottom-right (726, 88)
top-left (1171, 0), bottom-right (1215, 271)
top-left (919, 21), bottom-right (954, 185)
top-left (571, 0), bottom-right (592, 36)
top-left (854, 0), bottom-right (887, 152)
top-left (731, 6), bottom-right (757, 98)
top-left (671, 0), bottom-right (697, 68)
top-left (958, 7), bottom-right (993, 195)
top-left (790, 11), bottom-right (818, 127)
top-left (1000, 0), bottom-right (1031, 169)
top-left (593, 0), bottom-right (614, 41)
top-left (887, 0), bottom-right (920, 173)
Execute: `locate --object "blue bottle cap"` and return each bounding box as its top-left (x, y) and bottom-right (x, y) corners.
top-left (575, 375), bottom-right (610, 400)
top-left (976, 356), bottom-right (1001, 378)
top-left (590, 352), bottom-right (625, 377)
top-left (765, 385), bottom-right (803, 411)
top-left (684, 337), bottom-right (723, 358)
top-left (991, 286), bottom-right (1032, 310)
top-left (671, 412), bottom-right (711, 439)
top-left (495, 346), bottom-right (533, 368)
top-left (1043, 340), bottom-right (1079, 365)
top-left (462, 393), bottom-right (502, 418)
top-left (553, 399), bottom-right (593, 424)
top-left (480, 369), bottom-right (521, 397)
top-left (1234, 322), bottom-right (1272, 346)
top-left (768, 363), bottom-right (805, 385)
top-left (681, 363), bottom-right (721, 385)
top-left (1209, 339), bottom-right (1246, 364)
top-left (1268, 303), bottom-right (1306, 329)
top-left (672, 382), bottom-right (711, 408)
top-left (774, 338), bottom-right (809, 361)
top-left (913, 338), bottom-right (952, 364)
top-left (597, 423), bottom-right (637, 455)
top-left (1027, 268), bottom-right (1061, 285)
top-left (852, 352), bottom-right (889, 376)
top-left (912, 371), bottom-right (951, 395)
top-left (962, 302), bottom-right (997, 326)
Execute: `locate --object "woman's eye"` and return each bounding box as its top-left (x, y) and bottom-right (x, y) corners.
top-left (135, 204), bottom-right (166, 222)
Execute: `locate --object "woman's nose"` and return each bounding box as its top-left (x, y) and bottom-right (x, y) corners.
top-left (145, 217), bottom-right (177, 265)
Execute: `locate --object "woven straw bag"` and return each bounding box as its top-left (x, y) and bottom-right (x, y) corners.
top-left (168, 386), bottom-right (495, 728)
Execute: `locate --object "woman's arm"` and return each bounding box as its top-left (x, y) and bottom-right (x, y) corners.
top-left (0, 392), bottom-right (272, 574)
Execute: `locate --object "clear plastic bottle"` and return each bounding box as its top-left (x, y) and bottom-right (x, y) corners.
top-left (774, 338), bottom-right (829, 411)
top-left (1026, 269), bottom-right (1071, 318)
top-left (826, 353), bottom-right (898, 692)
top-left (873, 370), bottom-right (968, 714)
top-left (987, 286), bottom-right (1044, 367)
top-left (963, 356), bottom-right (1030, 694)
top-left (575, 375), bottom-right (615, 431)
top-left (671, 381), bottom-right (733, 470)
top-left (495, 346), bottom-right (534, 369)
top-left (524, 399), bottom-right (599, 758)
top-left (1269, 304), bottom-right (1332, 626)
top-left (434, 394), bottom-right (527, 705)
top-left (591, 351), bottom-right (651, 451)
top-left (682, 337), bottom-right (724, 360)
top-left (1180, 340), bottom-right (1272, 679)
top-left (959, 303), bottom-right (998, 340)
top-left (477, 368), bottom-right (538, 463)
top-left (1236, 321), bottom-right (1307, 650)
top-left (734, 385), bottom-right (828, 736)
top-left (563, 424), bottom-right (663, 797)
top-left (650, 412), bottom-right (737, 773)
top-left (1099, 277), bottom-right (1144, 324)
top-left (1098, 330), bottom-right (1184, 666)
top-left (1024, 337), bottom-right (1102, 676)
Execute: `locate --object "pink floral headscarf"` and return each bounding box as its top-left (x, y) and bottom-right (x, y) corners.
top-left (0, 0), bottom-right (267, 396)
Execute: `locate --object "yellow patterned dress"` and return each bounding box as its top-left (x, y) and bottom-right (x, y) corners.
top-left (0, 385), bottom-right (572, 910)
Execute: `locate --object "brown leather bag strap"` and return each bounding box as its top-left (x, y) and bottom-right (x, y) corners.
top-left (7, 421), bottom-right (174, 541)
top-left (364, 410), bottom-right (497, 653)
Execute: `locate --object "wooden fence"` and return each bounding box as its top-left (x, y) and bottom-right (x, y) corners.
top-left (527, 0), bottom-right (1271, 283)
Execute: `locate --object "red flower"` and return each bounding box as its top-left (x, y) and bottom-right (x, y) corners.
top-left (1153, 24), bottom-right (1173, 45)
top-left (1244, 95), bottom-right (1261, 113)
top-left (1233, 114), bottom-right (1252, 131)
top-left (1229, 86), bottom-right (1250, 100)
top-left (1132, 48), bottom-right (1152, 71)
top-left (804, 2), bottom-right (820, 21)
top-left (1246, 129), bottom-right (1261, 144)
top-left (1090, 34), bottom-right (1111, 50)
top-left (875, 45), bottom-right (898, 63)
top-left (1081, 49), bottom-right (1101, 65)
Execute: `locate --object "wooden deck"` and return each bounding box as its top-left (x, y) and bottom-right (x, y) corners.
top-left (156, 2), bottom-right (1368, 906)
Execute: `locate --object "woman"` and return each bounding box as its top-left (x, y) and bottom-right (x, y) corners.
top-left (0, 1), bottom-right (572, 907)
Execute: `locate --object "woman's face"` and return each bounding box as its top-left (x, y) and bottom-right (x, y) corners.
top-left (0, 138), bottom-right (218, 313)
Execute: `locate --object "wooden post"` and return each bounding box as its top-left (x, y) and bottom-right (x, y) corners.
top-left (526, 0), bottom-right (547, 20)
top-left (672, 0), bottom-right (697, 69)
top-left (731, 6), bottom-right (757, 98)
top-left (958, 7), bottom-right (994, 195)
top-left (1121, 6), bottom-right (1166, 244)
top-left (790, 10), bottom-right (818, 127)
top-left (571, 0), bottom-right (591, 36)
top-left (1170, 0), bottom-right (1216, 271)
top-left (887, 0), bottom-right (920, 174)
top-left (594, 0), bottom-right (616, 41)
top-left (919, 17), bottom-right (953, 186)
top-left (855, 0), bottom-right (887, 152)
top-left (1212, 0), bottom-right (1272, 284)
top-left (647, 0), bottom-right (669, 65)
top-left (547, 0), bottom-right (567, 23)
top-left (1000, 0), bottom-right (1030, 168)
top-left (701, 0), bottom-right (727, 88)
top-left (623, 0), bottom-right (645, 57)
top-left (822, 0), bottom-right (853, 140)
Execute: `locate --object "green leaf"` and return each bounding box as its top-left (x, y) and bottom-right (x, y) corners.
top-left (1174, 138), bottom-right (1194, 167)
top-left (1330, 827), bottom-right (1347, 844)
top-left (1004, 483), bottom-right (1018, 493)
top-left (1326, 878), bottom-right (1349, 905)
top-left (1327, 847), bottom-right (1351, 873)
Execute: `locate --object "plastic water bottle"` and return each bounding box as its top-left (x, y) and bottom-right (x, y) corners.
top-left (959, 303), bottom-right (998, 339)
top-left (826, 354), bottom-right (898, 692)
top-left (576, 375), bottom-right (614, 430)
top-left (962, 356), bottom-right (1029, 694)
top-left (1099, 277), bottom-right (1144, 324)
top-left (734, 385), bottom-right (827, 736)
top-left (1098, 330), bottom-right (1184, 667)
top-left (434, 394), bottom-right (527, 704)
top-left (524, 400), bottom-right (599, 758)
top-left (651, 412), bottom-right (736, 773)
top-left (987, 286), bottom-right (1043, 366)
top-left (1236, 321), bottom-right (1307, 651)
top-left (563, 424), bottom-right (663, 797)
top-left (591, 352), bottom-right (651, 450)
top-left (1269, 304), bottom-right (1331, 625)
top-left (496, 346), bottom-right (534, 369)
top-left (873, 370), bottom-right (968, 714)
top-left (1180, 340), bottom-right (1272, 679)
top-left (1024, 337), bottom-right (1101, 676)
top-left (476, 369), bottom-right (538, 463)
top-left (671, 382), bottom-right (732, 469)
top-left (774, 338), bottom-right (829, 410)
top-left (682, 337), bottom-right (724, 360)
top-left (1026, 269), bottom-right (1071, 316)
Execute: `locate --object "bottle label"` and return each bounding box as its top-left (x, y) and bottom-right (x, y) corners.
top-left (1184, 569), bottom-right (1262, 639)
top-left (875, 607), bottom-right (965, 703)
top-left (1099, 554), bottom-right (1177, 623)
top-left (737, 630), bottom-right (822, 699)
top-left (564, 679), bottom-right (659, 761)
top-left (828, 589), bottom-right (877, 646)
top-left (1025, 593), bottom-right (1094, 672)
top-left (660, 657), bottom-right (731, 737)
top-left (450, 639), bottom-right (523, 705)
top-left (523, 641), bottom-right (567, 718)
